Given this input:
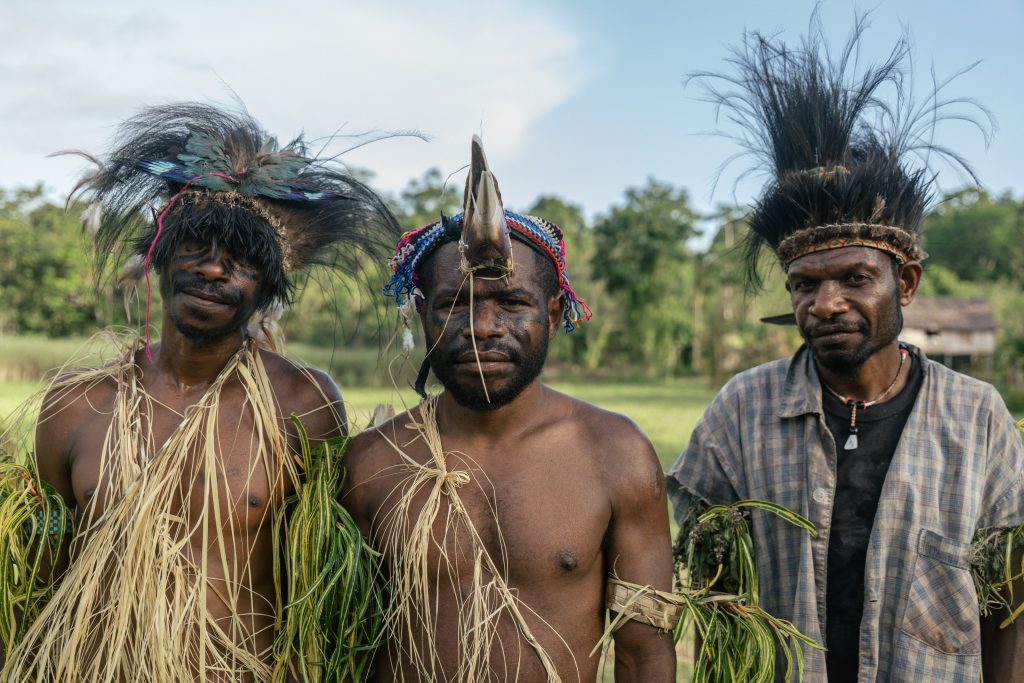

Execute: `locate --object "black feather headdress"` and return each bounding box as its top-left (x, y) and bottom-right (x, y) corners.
top-left (64, 102), bottom-right (401, 334)
top-left (690, 13), bottom-right (994, 291)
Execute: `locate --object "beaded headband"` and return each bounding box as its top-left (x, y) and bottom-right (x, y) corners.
top-left (384, 210), bottom-right (591, 333)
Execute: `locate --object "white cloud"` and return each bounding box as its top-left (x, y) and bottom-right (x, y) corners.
top-left (0, 0), bottom-right (591, 197)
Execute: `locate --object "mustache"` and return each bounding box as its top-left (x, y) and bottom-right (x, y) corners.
top-left (172, 273), bottom-right (243, 306)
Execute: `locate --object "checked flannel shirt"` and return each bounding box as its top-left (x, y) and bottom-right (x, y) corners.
top-left (667, 344), bottom-right (1024, 681)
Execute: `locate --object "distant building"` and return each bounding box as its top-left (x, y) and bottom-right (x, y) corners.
top-left (900, 297), bottom-right (997, 370)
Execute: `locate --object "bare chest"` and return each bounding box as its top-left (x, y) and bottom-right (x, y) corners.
top-left (371, 447), bottom-right (611, 585)
top-left (68, 390), bottom-right (292, 534)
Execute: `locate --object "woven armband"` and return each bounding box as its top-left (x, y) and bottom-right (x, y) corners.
top-left (606, 578), bottom-right (685, 633)
top-left (30, 508), bottom-right (72, 537)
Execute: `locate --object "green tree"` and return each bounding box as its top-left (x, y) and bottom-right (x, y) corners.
top-left (0, 186), bottom-right (114, 336)
top-left (592, 178), bottom-right (700, 374)
top-left (923, 189), bottom-right (1024, 284)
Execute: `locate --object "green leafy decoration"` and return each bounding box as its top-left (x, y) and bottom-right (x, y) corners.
top-left (673, 500), bottom-right (822, 682)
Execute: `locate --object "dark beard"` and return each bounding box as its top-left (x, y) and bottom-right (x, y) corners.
top-left (427, 337), bottom-right (549, 411)
top-left (163, 272), bottom-right (252, 344)
top-left (802, 291), bottom-right (903, 375)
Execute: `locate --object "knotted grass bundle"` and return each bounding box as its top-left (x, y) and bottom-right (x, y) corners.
top-left (672, 500), bottom-right (823, 682)
top-left (271, 420), bottom-right (385, 682)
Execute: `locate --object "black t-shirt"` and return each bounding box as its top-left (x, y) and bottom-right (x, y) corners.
top-left (822, 349), bottom-right (924, 682)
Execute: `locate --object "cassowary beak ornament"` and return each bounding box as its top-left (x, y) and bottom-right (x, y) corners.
top-left (459, 135), bottom-right (513, 276)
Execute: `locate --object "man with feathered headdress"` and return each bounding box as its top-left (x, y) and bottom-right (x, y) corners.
top-left (341, 137), bottom-right (677, 681)
top-left (668, 17), bottom-right (1024, 682)
top-left (0, 103), bottom-right (397, 681)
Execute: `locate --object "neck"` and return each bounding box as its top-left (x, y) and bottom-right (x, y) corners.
top-left (436, 379), bottom-right (547, 440)
top-left (816, 341), bottom-right (908, 403)
top-left (149, 315), bottom-right (247, 391)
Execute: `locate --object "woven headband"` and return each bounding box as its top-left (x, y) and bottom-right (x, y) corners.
top-left (776, 223), bottom-right (926, 267)
top-left (385, 210), bottom-right (591, 333)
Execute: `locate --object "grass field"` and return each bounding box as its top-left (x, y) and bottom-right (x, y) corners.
top-left (1, 335), bottom-right (715, 470)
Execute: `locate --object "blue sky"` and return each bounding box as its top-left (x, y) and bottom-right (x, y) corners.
top-left (1, 0), bottom-right (1020, 229)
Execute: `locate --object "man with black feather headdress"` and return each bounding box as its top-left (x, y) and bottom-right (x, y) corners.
top-left (668, 17), bottom-right (1024, 682)
top-left (0, 103), bottom-right (398, 681)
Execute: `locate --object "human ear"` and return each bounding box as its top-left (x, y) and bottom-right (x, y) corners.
top-left (547, 293), bottom-right (564, 339)
top-left (898, 261), bottom-right (922, 306)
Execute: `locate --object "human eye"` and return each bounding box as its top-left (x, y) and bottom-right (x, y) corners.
top-left (500, 296), bottom-right (529, 308)
top-left (180, 241), bottom-right (205, 255)
top-left (845, 272), bottom-right (869, 285)
top-left (792, 278), bottom-right (815, 292)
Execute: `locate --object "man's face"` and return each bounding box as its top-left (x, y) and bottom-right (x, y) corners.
top-left (786, 246), bottom-right (918, 373)
top-left (158, 239), bottom-right (265, 343)
top-left (419, 240), bottom-right (562, 411)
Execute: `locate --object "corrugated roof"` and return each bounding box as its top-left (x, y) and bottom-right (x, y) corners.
top-left (903, 297), bottom-right (997, 332)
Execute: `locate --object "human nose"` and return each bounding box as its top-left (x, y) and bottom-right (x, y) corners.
top-left (808, 281), bottom-right (849, 319)
top-left (192, 247), bottom-right (229, 281)
top-left (464, 300), bottom-right (503, 340)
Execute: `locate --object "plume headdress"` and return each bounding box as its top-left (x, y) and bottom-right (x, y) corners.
top-left (385, 137), bottom-right (591, 336)
top-left (61, 102), bottom-right (401, 353)
top-left (689, 12), bottom-right (994, 291)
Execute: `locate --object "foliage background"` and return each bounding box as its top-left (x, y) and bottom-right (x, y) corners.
top-left (3, 174), bottom-right (1020, 399)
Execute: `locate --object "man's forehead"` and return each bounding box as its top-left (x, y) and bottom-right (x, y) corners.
top-left (787, 246), bottom-right (888, 275)
top-left (424, 240), bottom-right (545, 294)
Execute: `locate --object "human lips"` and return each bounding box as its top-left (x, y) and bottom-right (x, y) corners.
top-left (453, 349), bottom-right (514, 373)
top-left (180, 287), bottom-right (231, 305)
top-left (809, 323), bottom-right (862, 343)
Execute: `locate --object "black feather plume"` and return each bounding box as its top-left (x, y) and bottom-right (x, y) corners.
top-left (689, 11), bottom-right (994, 291)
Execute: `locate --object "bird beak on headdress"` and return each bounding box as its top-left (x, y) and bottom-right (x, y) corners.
top-left (460, 135), bottom-right (513, 275)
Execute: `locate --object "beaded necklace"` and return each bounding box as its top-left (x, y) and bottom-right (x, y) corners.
top-left (821, 346), bottom-right (909, 450)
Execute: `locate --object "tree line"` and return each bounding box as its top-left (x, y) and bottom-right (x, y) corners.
top-left (1, 176), bottom-right (1022, 385)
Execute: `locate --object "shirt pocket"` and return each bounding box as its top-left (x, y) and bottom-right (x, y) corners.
top-left (898, 528), bottom-right (980, 656)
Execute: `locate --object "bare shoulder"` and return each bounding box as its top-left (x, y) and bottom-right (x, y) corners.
top-left (38, 369), bottom-right (118, 431)
top-left (547, 388), bottom-right (664, 498)
top-left (346, 408), bottom-right (418, 478)
top-left (258, 349), bottom-right (344, 437)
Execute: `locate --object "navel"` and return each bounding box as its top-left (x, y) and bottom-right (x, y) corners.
top-left (557, 550), bottom-right (578, 572)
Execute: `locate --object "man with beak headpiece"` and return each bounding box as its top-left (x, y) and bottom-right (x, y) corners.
top-left (344, 136), bottom-right (678, 681)
top-left (668, 17), bottom-right (1024, 682)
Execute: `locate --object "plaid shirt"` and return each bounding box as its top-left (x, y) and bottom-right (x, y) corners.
top-left (667, 345), bottom-right (1024, 682)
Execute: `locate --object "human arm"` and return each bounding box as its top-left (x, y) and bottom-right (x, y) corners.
top-left (31, 384), bottom-right (81, 580)
top-left (977, 390), bottom-right (1024, 679)
top-left (604, 424), bottom-right (676, 682)
top-left (981, 545), bottom-right (1024, 681)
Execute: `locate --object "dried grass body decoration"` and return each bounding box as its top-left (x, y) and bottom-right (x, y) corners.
top-left (0, 334), bottom-right (381, 682)
top-left (671, 500), bottom-right (823, 683)
top-left (373, 395), bottom-right (569, 682)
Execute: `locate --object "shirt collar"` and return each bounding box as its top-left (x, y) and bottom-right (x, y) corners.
top-left (778, 344), bottom-right (824, 418)
top-left (777, 342), bottom-right (929, 419)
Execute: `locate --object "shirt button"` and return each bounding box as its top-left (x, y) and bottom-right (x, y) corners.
top-left (812, 487), bottom-right (830, 504)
